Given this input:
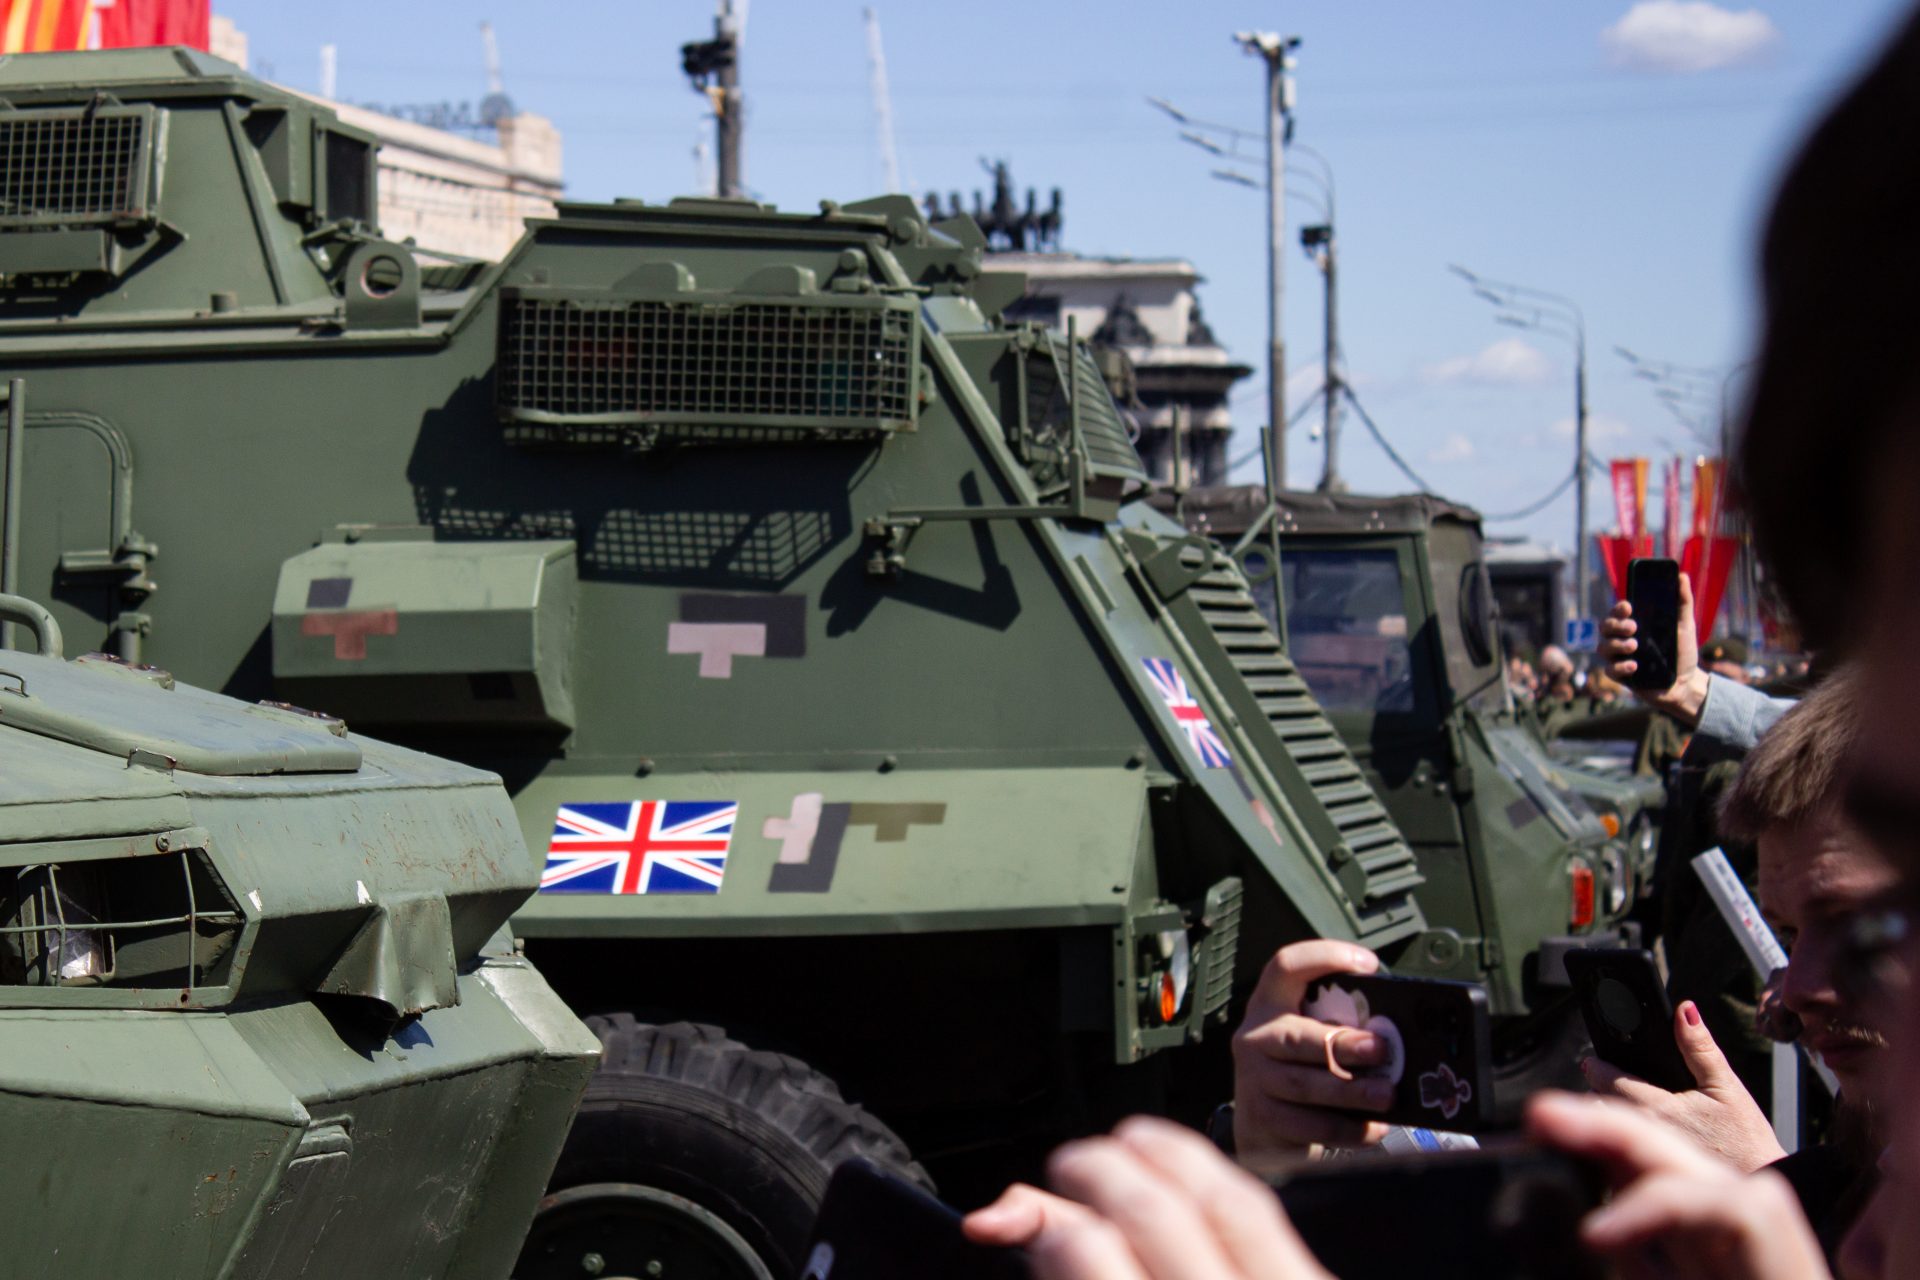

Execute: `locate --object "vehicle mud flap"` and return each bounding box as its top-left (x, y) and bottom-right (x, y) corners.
top-left (517, 1017), bottom-right (930, 1280)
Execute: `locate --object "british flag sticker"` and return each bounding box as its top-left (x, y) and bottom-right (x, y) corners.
top-left (541, 800), bottom-right (737, 895)
top-left (1142, 657), bottom-right (1234, 769)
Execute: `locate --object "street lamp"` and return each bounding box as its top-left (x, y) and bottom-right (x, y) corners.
top-left (1234, 30), bottom-right (1301, 503)
top-left (1614, 346), bottom-right (1720, 447)
top-left (1452, 264), bottom-right (1592, 617)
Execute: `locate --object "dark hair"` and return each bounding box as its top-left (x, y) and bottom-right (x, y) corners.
top-left (1737, 5), bottom-right (1920, 652)
top-left (1719, 664), bottom-right (1865, 840)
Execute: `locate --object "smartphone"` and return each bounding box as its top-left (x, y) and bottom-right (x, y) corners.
top-left (1625, 557), bottom-right (1682, 692)
top-left (804, 1159), bottom-right (1030, 1280)
top-left (1565, 947), bottom-right (1695, 1091)
top-left (1271, 1146), bottom-right (1607, 1280)
top-left (1301, 972), bottom-right (1495, 1133)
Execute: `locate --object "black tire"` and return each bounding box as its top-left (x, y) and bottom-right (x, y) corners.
top-left (517, 1017), bottom-right (930, 1280)
top-left (1490, 999), bottom-right (1589, 1124)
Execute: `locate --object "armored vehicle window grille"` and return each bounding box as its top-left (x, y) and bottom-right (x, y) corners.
top-left (1178, 548), bottom-right (1425, 916)
top-left (498, 293), bottom-right (918, 446)
top-left (0, 107), bottom-right (154, 226)
top-left (1021, 341), bottom-right (1147, 486)
top-left (0, 852), bottom-right (242, 992)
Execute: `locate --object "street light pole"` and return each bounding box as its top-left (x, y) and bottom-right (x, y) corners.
top-left (1574, 344), bottom-right (1589, 618)
top-left (1237, 31), bottom-right (1299, 502)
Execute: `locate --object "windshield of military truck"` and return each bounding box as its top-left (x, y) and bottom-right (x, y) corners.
top-left (1280, 549), bottom-right (1415, 714)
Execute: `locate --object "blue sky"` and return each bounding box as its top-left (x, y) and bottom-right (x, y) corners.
top-left (222, 0), bottom-right (1914, 552)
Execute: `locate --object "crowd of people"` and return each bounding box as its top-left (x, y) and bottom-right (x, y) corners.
top-left (945, 5), bottom-right (1920, 1276)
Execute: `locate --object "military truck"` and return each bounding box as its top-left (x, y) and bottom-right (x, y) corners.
top-left (1171, 487), bottom-right (1664, 1058)
top-left (0, 49), bottom-right (1640, 1277)
top-left (0, 591), bottom-right (599, 1277)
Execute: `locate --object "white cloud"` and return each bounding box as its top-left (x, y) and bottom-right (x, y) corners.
top-left (1602, 1), bottom-right (1780, 74)
top-left (1549, 413), bottom-right (1633, 442)
top-left (1423, 337), bottom-right (1552, 387)
top-left (1427, 433), bottom-right (1476, 464)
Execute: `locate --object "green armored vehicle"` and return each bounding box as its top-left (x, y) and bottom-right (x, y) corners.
top-left (0, 48), bottom-right (1642, 1276)
top-left (0, 593), bottom-right (599, 1277)
top-left (1171, 487), bottom-right (1664, 1066)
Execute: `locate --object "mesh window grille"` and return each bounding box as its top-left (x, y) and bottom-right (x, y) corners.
top-left (498, 294), bottom-right (917, 444)
top-left (0, 109), bottom-right (151, 224)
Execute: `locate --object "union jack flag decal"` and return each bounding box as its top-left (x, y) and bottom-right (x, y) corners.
top-left (1142, 657), bottom-right (1234, 768)
top-left (541, 800), bottom-right (737, 895)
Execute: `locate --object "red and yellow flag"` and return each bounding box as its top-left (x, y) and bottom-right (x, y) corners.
top-left (0, 0), bottom-right (207, 54)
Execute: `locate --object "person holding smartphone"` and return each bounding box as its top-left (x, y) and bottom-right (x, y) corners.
top-left (1598, 570), bottom-right (1795, 752)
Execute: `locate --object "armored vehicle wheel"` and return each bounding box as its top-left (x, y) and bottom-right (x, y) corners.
top-left (1490, 1001), bottom-right (1589, 1123)
top-left (515, 1017), bottom-right (930, 1280)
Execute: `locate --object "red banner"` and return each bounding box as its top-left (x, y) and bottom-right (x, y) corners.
top-left (1610, 458), bottom-right (1648, 543)
top-left (95, 0), bottom-right (207, 51)
top-left (1681, 535), bottom-right (1739, 643)
top-left (1691, 457), bottom-right (1723, 541)
top-left (0, 0), bottom-right (208, 53)
top-left (0, 0), bottom-right (87, 51)
top-left (1663, 457), bottom-right (1683, 559)
top-left (1597, 533), bottom-right (1654, 601)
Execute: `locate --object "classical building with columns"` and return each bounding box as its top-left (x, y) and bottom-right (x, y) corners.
top-left (990, 253), bottom-right (1252, 487)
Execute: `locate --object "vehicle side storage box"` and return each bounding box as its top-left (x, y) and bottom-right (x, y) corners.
top-left (273, 529), bottom-right (577, 730)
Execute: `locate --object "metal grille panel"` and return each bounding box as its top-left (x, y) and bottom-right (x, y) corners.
top-left (498, 294), bottom-right (918, 444)
top-left (0, 109), bottom-right (151, 224)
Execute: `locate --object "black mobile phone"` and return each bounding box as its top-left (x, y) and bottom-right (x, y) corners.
top-left (1625, 557), bottom-right (1682, 692)
top-left (1271, 1146), bottom-right (1608, 1280)
top-left (1564, 947), bottom-right (1696, 1092)
top-left (1301, 971), bottom-right (1495, 1133)
top-left (804, 1159), bottom-right (1031, 1280)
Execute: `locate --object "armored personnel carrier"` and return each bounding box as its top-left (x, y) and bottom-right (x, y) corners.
top-left (0, 48), bottom-right (1641, 1277)
top-left (0, 592), bottom-right (598, 1277)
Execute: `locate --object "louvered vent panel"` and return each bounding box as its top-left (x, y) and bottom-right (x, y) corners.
top-left (1182, 548), bottom-right (1426, 906)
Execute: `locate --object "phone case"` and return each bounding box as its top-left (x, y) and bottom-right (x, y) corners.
top-left (805, 1159), bottom-right (1030, 1280)
top-left (1301, 972), bottom-right (1494, 1132)
top-left (1625, 558), bottom-right (1681, 692)
top-left (1272, 1148), bottom-right (1608, 1280)
top-left (1564, 948), bottom-right (1695, 1091)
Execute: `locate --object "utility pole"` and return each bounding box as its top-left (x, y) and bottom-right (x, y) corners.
top-left (683, 1), bottom-right (745, 198)
top-left (1236, 31), bottom-right (1300, 502)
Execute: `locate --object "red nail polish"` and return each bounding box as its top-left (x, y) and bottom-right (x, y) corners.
top-left (1682, 1002), bottom-right (1701, 1027)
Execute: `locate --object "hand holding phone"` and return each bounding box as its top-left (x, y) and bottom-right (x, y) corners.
top-left (1300, 972), bottom-right (1495, 1132)
top-left (1565, 948), bottom-right (1696, 1092)
top-left (1272, 1146), bottom-right (1608, 1280)
top-left (1624, 558), bottom-right (1682, 693)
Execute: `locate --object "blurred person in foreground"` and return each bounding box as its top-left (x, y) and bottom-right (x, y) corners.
top-left (1538, 644), bottom-right (1578, 703)
top-left (964, 4), bottom-right (1920, 1275)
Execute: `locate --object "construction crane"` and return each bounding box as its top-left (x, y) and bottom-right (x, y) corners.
top-left (864, 8), bottom-right (902, 195)
top-left (479, 21), bottom-right (515, 127)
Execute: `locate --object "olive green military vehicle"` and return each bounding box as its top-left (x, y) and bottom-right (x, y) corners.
top-left (0, 48), bottom-right (1644, 1277)
top-left (0, 592), bottom-right (599, 1277)
top-left (1171, 487), bottom-right (1665, 1070)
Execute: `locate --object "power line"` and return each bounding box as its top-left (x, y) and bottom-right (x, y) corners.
top-left (1480, 468), bottom-right (1578, 522)
top-left (1341, 386), bottom-right (1431, 493)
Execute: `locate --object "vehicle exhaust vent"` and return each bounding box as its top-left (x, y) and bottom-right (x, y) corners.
top-left (0, 105), bottom-right (160, 228)
top-left (496, 287), bottom-right (920, 448)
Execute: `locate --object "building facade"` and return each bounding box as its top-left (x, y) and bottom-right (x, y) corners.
top-left (991, 253), bottom-right (1252, 487)
top-left (210, 16), bottom-right (562, 261)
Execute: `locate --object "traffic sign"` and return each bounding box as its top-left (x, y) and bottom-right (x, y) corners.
top-left (1564, 617), bottom-right (1598, 652)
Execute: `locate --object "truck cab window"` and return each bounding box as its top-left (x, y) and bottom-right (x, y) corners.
top-left (1280, 548), bottom-right (1415, 714)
